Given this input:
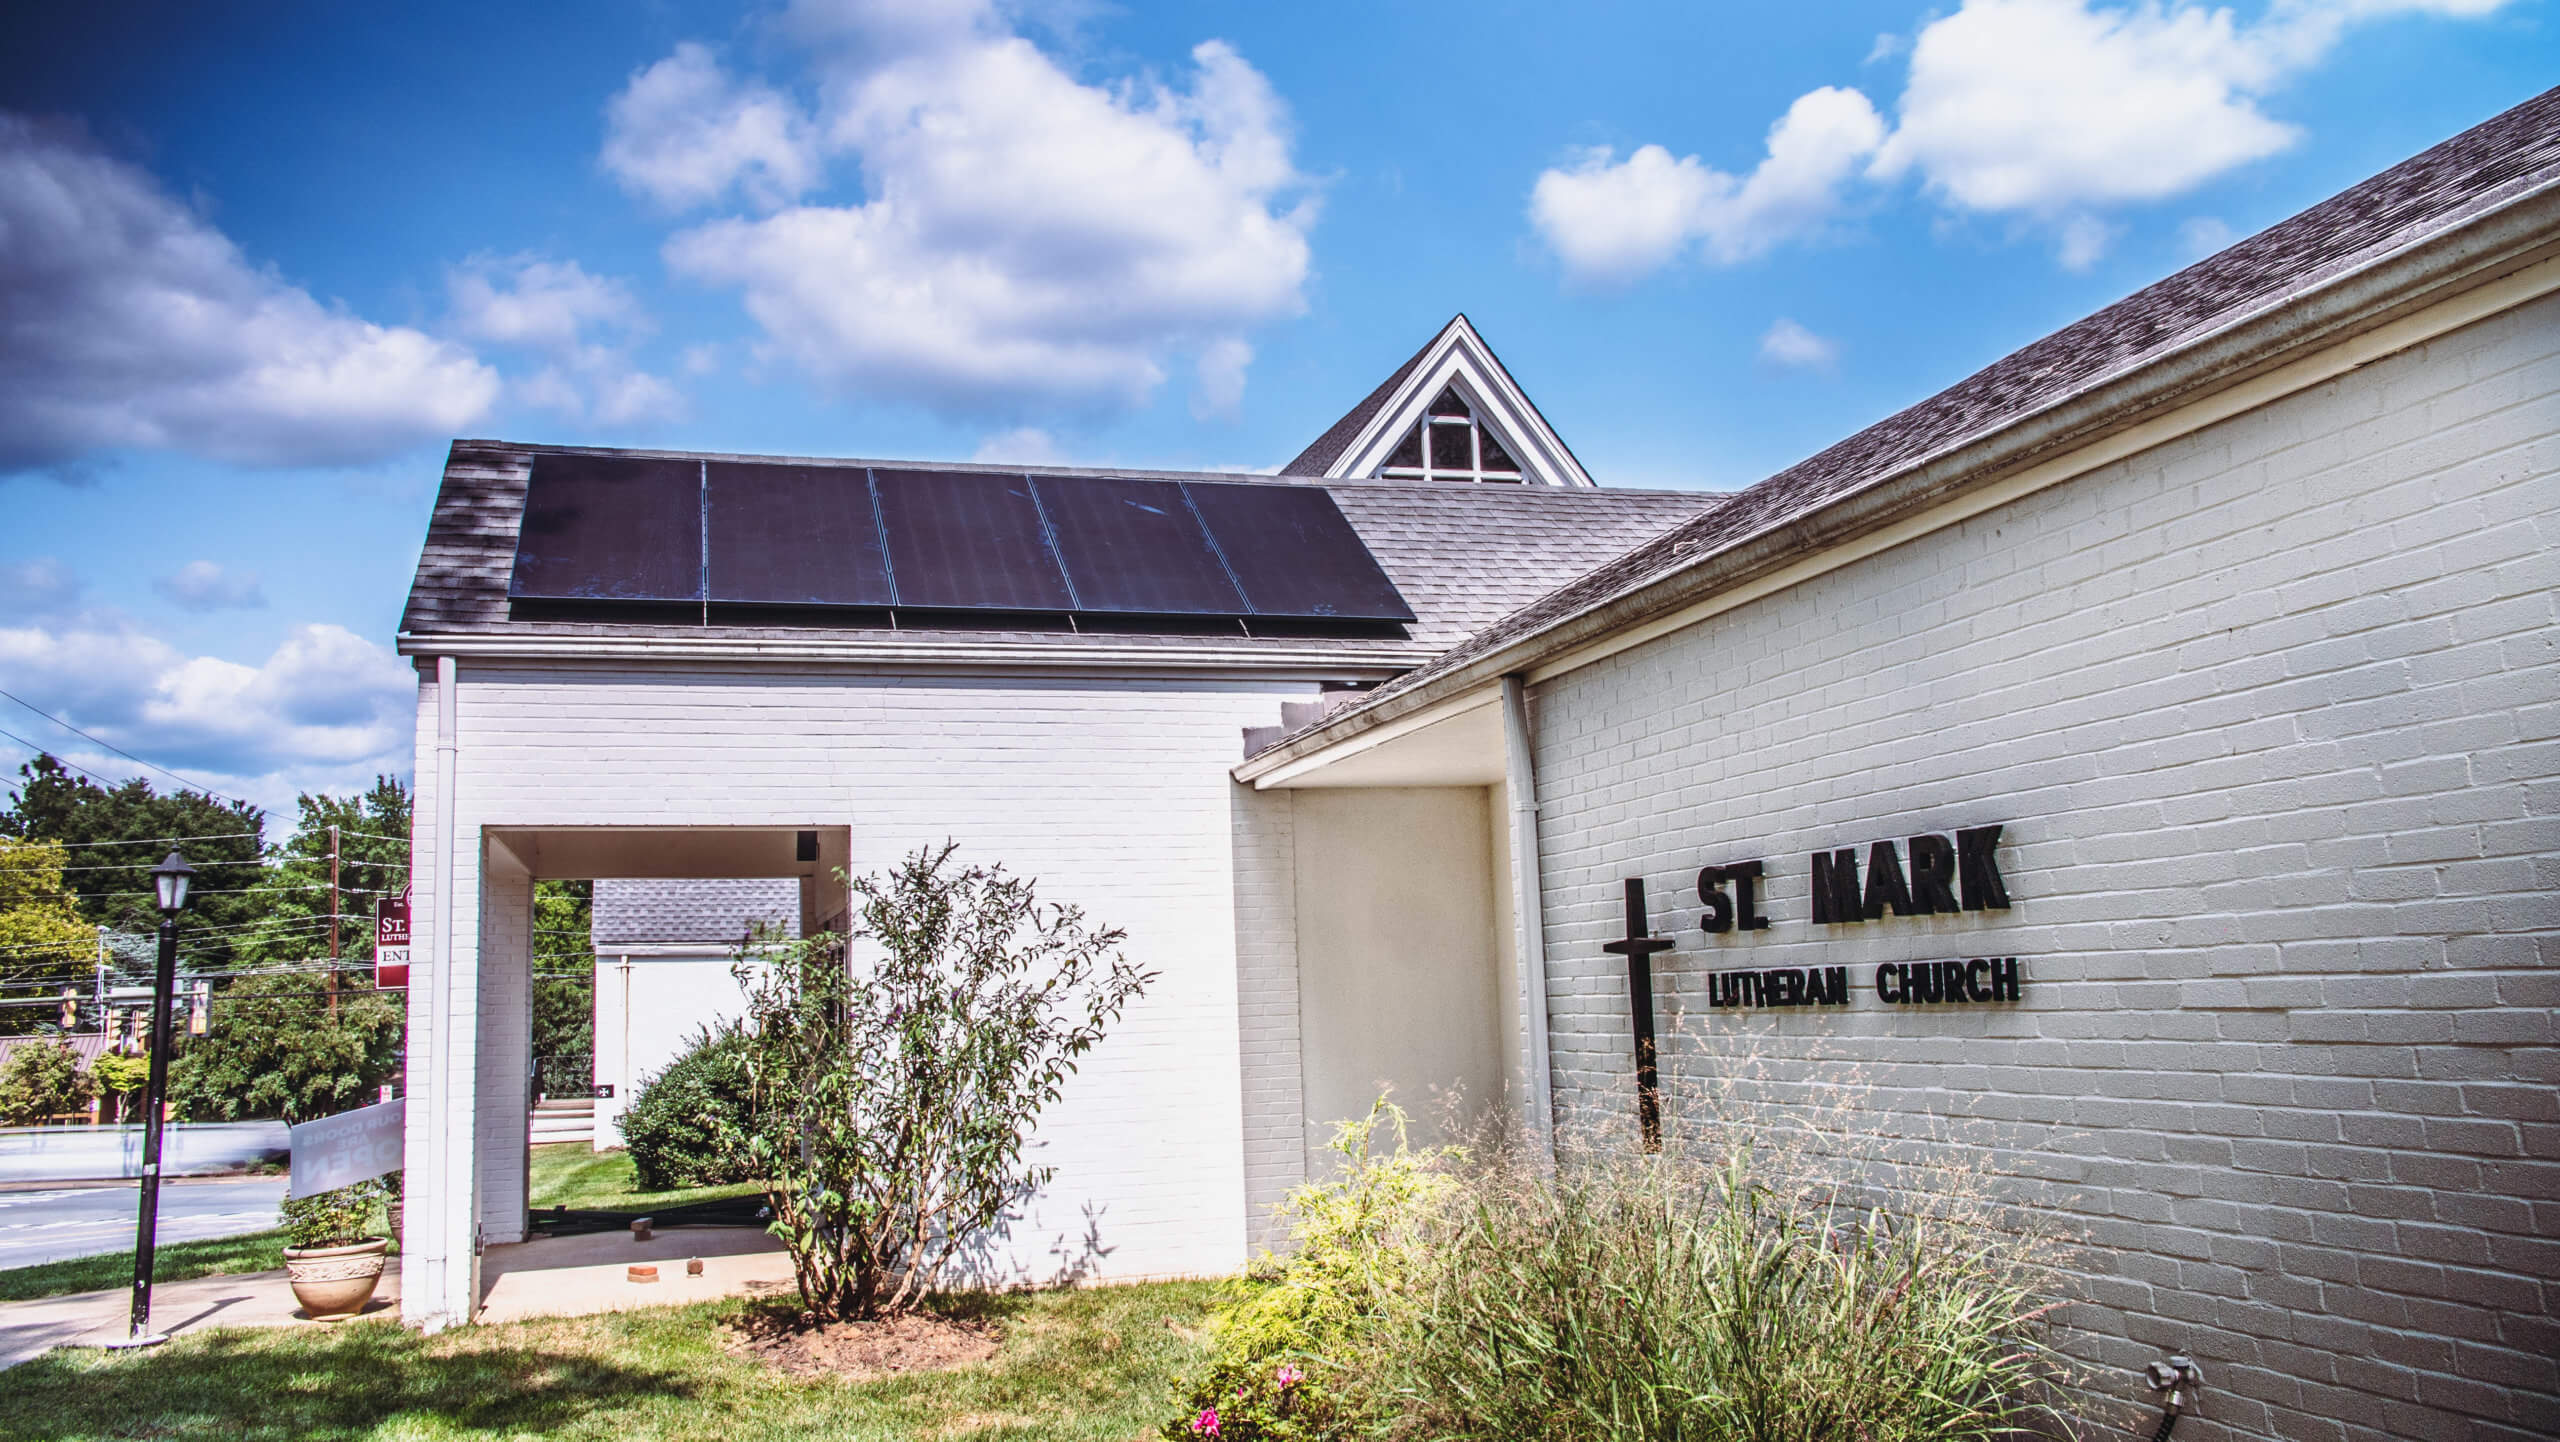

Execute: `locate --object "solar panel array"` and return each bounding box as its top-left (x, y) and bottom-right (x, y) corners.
top-left (508, 455), bottom-right (1415, 625)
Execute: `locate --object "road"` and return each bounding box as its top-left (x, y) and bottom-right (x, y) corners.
top-left (0, 1122), bottom-right (288, 1184)
top-left (0, 1177), bottom-right (288, 1270)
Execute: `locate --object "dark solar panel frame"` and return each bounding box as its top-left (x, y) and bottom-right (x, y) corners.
top-left (704, 462), bottom-right (896, 607)
top-left (1031, 475), bottom-right (1248, 617)
top-left (509, 452), bottom-right (705, 602)
top-left (1179, 481), bottom-right (1415, 622)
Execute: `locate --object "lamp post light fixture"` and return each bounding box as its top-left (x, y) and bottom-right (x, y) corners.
top-left (112, 850), bottom-right (194, 1349)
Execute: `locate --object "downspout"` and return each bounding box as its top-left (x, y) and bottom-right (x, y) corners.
top-left (1500, 675), bottom-right (1556, 1156)
top-left (428, 655), bottom-right (462, 1328)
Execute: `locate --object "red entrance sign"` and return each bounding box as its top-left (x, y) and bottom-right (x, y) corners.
top-left (376, 887), bottom-right (411, 988)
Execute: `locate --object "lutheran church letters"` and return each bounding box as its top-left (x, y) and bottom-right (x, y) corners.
top-left (1622, 823), bottom-right (2026, 1011)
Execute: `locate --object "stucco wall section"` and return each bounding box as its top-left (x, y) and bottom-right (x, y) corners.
top-left (1529, 294), bottom-right (2560, 1442)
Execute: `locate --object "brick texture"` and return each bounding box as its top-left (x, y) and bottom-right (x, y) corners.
top-left (1529, 295), bottom-right (2559, 1441)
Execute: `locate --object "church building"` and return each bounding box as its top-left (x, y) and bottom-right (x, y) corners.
top-left (399, 89), bottom-right (2559, 1441)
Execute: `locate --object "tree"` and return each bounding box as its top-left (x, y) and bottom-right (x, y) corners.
top-left (168, 971), bottom-right (402, 1124)
top-left (726, 843), bottom-right (1150, 1320)
top-left (0, 837), bottom-right (94, 1035)
top-left (530, 880), bottom-right (593, 1069)
top-left (227, 778), bottom-right (410, 980)
top-left (2, 755), bottom-right (266, 969)
top-left (0, 1039), bottom-right (94, 1124)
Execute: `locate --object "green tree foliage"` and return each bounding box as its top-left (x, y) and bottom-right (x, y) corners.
top-left (2, 755), bottom-right (266, 969)
top-left (530, 880), bottom-right (593, 1067)
top-left (0, 1039), bottom-right (95, 1124)
top-left (727, 844), bottom-right (1150, 1320)
top-left (0, 837), bottom-right (94, 1035)
top-left (90, 1051), bottom-right (150, 1099)
top-left (169, 971), bottom-right (402, 1124)
top-left (620, 1024), bottom-right (759, 1191)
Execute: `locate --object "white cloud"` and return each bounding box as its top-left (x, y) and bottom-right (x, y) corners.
top-left (970, 426), bottom-right (1065, 465)
top-left (1758, 318), bottom-right (1840, 371)
top-left (1530, 87), bottom-right (1886, 285)
top-left (1192, 337), bottom-right (1253, 421)
top-left (601, 42), bottom-right (824, 212)
top-left (0, 115), bottom-right (499, 476)
top-left (632, 3), bottom-right (1314, 418)
top-left (447, 255), bottom-right (684, 427)
top-left (0, 616), bottom-right (415, 814)
top-left (153, 561), bottom-right (266, 613)
top-left (1530, 0), bottom-right (2511, 283)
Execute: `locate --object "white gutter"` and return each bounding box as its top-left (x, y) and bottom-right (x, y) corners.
top-left (1500, 675), bottom-right (1557, 1155)
top-left (397, 631), bottom-right (1427, 681)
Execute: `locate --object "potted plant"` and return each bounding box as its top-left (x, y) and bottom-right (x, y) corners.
top-left (382, 1169), bottom-right (403, 1244)
top-left (281, 1179), bottom-right (389, 1320)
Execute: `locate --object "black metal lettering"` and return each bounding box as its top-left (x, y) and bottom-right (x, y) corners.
top-left (1823, 966), bottom-right (1847, 1005)
top-left (1957, 825), bottom-right (2011, 911)
top-left (1907, 834), bottom-right (1958, 914)
top-left (1697, 866), bottom-right (1735, 934)
top-left (1966, 957), bottom-right (1990, 1002)
top-left (1876, 963), bottom-right (1901, 1002)
top-left (1731, 860), bottom-right (1770, 931)
top-left (1995, 956), bottom-right (2021, 1002)
top-left (1811, 849), bottom-right (1863, 923)
top-left (1862, 840), bottom-right (1914, 919)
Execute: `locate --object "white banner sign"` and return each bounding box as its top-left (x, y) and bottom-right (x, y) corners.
top-left (288, 1099), bottom-right (404, 1198)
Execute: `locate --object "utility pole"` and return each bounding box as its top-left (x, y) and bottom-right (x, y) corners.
top-left (328, 824), bottom-right (341, 1018)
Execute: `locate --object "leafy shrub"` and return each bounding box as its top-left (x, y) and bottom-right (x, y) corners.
top-left (0, 1040), bottom-right (94, 1124)
top-left (620, 1023), bottom-right (759, 1191)
top-left (168, 970), bottom-right (401, 1123)
top-left (281, 1179), bottom-right (383, 1250)
top-left (727, 843), bottom-right (1148, 1320)
top-left (1161, 1101), bottom-right (1454, 1442)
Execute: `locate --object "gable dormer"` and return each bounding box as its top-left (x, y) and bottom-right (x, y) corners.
top-left (1280, 315), bottom-right (1597, 488)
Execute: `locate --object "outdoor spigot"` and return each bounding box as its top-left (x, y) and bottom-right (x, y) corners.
top-left (2145, 1354), bottom-right (2202, 1411)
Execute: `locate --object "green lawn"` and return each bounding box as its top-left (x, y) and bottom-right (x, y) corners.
top-left (526, 1144), bottom-right (765, 1214)
top-left (1, 1280), bottom-right (1219, 1441)
top-left (0, 1146), bottom-right (752, 1303)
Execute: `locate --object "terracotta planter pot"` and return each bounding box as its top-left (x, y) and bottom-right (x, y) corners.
top-left (387, 1199), bottom-right (403, 1242)
top-left (282, 1238), bottom-right (389, 1321)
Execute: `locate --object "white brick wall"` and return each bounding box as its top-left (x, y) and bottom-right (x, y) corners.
top-left (404, 667), bottom-right (1321, 1322)
top-left (1528, 294), bottom-right (2560, 1442)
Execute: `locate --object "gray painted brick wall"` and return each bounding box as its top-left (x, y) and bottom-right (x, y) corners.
top-left (1528, 295), bottom-right (2559, 1442)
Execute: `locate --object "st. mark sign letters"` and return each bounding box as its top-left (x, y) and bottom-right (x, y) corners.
top-left (1604, 824), bottom-right (2026, 1144)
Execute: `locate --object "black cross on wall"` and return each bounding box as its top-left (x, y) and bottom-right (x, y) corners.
top-left (1602, 876), bottom-right (1672, 1151)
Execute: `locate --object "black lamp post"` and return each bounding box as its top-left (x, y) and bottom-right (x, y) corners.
top-left (114, 849), bottom-right (193, 1348)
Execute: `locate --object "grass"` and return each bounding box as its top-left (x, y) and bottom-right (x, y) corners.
top-left (0, 1278), bottom-right (1219, 1441)
top-left (0, 1145), bottom-right (753, 1303)
top-left (526, 1144), bottom-right (765, 1215)
top-left (0, 1226), bottom-right (289, 1304)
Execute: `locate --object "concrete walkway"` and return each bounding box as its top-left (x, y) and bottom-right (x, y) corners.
top-left (0, 1224), bottom-right (791, 1369)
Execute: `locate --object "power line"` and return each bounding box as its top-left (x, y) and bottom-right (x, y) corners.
top-left (0, 728), bottom-right (132, 791)
top-left (0, 687), bottom-right (252, 807)
top-left (2, 831), bottom-right (267, 855)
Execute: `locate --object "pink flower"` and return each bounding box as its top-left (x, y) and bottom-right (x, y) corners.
top-left (1191, 1407), bottom-right (1220, 1437)
top-left (1275, 1364), bottom-right (1303, 1388)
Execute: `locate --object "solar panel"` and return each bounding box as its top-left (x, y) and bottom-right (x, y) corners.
top-left (1181, 482), bottom-right (1415, 622)
top-left (872, 469), bottom-right (1074, 612)
top-left (705, 462), bottom-right (894, 607)
top-left (1032, 475), bottom-right (1246, 616)
top-left (510, 453), bottom-right (703, 601)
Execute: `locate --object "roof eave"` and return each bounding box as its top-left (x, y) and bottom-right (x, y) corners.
top-left (1235, 175), bottom-right (2560, 786)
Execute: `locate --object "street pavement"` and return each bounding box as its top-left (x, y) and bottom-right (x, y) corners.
top-left (0, 1176), bottom-right (288, 1270)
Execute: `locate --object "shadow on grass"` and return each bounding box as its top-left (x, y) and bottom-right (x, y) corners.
top-left (2, 1320), bottom-right (703, 1441)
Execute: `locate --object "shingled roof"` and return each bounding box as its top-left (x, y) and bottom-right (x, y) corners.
top-left (1278, 329), bottom-right (1436, 477)
top-left (1246, 85), bottom-right (2560, 763)
top-left (592, 878), bottom-right (801, 947)
top-left (396, 445), bottom-right (1715, 670)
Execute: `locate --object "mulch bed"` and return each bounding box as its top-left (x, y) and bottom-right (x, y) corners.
top-left (721, 1306), bottom-right (1000, 1380)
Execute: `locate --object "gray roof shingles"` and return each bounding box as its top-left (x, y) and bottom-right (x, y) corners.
top-left (397, 448), bottom-right (1717, 665)
top-left (592, 878), bottom-right (802, 947)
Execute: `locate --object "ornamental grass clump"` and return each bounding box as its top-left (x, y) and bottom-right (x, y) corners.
top-left (1357, 1145), bottom-right (2063, 1442)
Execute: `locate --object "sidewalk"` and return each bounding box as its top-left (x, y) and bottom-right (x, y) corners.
top-left (0, 1224), bottom-right (791, 1368)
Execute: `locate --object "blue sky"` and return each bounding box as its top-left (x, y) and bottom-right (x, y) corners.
top-left (1, 0), bottom-right (2551, 822)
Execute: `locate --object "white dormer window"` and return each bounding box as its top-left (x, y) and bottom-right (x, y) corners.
top-left (1376, 386), bottom-right (1525, 483)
